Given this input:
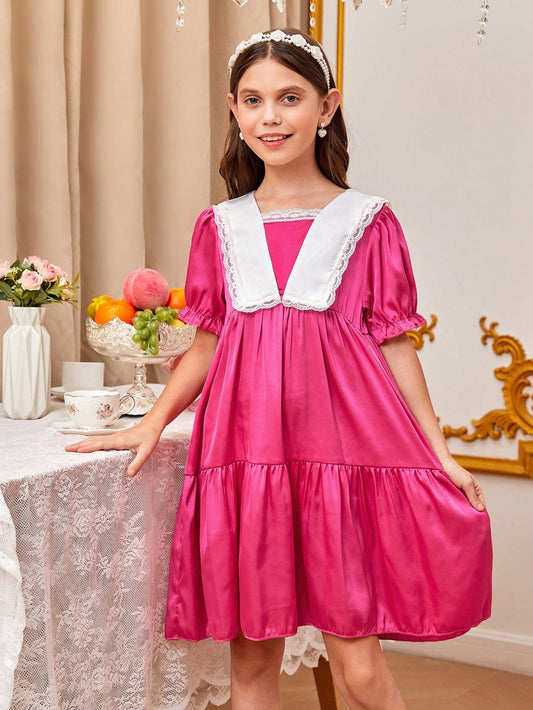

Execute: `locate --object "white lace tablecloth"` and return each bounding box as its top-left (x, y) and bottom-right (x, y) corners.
top-left (0, 396), bottom-right (326, 710)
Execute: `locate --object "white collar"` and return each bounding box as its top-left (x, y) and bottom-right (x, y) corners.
top-left (213, 189), bottom-right (388, 312)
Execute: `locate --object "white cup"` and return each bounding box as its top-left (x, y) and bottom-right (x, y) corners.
top-left (62, 361), bottom-right (105, 392)
top-left (64, 390), bottom-right (135, 428)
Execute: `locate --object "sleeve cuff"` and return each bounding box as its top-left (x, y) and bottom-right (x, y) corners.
top-left (179, 306), bottom-right (224, 336)
top-left (369, 313), bottom-right (426, 345)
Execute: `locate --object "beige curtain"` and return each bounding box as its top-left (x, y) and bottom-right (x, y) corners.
top-left (0, 0), bottom-right (305, 391)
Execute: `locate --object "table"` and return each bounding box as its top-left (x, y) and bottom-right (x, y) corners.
top-left (0, 394), bottom-right (326, 710)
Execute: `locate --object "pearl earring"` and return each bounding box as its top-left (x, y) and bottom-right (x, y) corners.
top-left (239, 131), bottom-right (244, 140)
top-left (317, 122), bottom-right (327, 138)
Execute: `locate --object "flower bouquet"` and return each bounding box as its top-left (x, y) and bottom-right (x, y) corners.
top-left (0, 256), bottom-right (78, 307)
top-left (1, 256), bottom-right (78, 419)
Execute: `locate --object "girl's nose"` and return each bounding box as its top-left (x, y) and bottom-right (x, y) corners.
top-left (261, 103), bottom-right (281, 125)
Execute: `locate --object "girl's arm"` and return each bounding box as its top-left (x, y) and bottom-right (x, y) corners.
top-left (65, 328), bottom-right (219, 477)
top-left (379, 333), bottom-right (486, 512)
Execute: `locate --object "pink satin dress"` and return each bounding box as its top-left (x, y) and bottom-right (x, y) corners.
top-left (165, 193), bottom-right (492, 643)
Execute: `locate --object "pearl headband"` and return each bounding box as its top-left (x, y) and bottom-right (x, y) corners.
top-left (228, 30), bottom-right (331, 90)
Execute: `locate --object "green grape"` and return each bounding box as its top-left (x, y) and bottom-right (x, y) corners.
top-left (140, 327), bottom-right (150, 339)
top-left (140, 339), bottom-right (148, 350)
top-left (148, 333), bottom-right (158, 346)
top-left (132, 332), bottom-right (143, 342)
top-left (155, 306), bottom-right (164, 313)
top-left (132, 317), bottom-right (145, 330)
top-left (148, 343), bottom-right (159, 356)
top-left (156, 310), bottom-right (168, 321)
top-left (142, 309), bottom-right (153, 319)
top-left (164, 314), bottom-right (173, 324)
top-left (135, 310), bottom-right (146, 319)
top-left (148, 319), bottom-right (159, 332)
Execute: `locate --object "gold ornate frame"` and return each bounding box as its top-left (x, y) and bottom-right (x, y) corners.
top-left (442, 318), bottom-right (533, 479)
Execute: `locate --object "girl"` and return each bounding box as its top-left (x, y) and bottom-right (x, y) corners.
top-left (67, 29), bottom-right (492, 710)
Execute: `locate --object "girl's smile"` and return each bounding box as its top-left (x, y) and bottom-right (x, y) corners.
top-left (259, 133), bottom-right (291, 146)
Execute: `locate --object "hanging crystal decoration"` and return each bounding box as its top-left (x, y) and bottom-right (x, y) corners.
top-left (477, 1), bottom-right (490, 44)
top-left (309, 1), bottom-right (317, 29)
top-left (174, 1), bottom-right (492, 45)
top-left (175, 0), bottom-right (185, 31)
top-left (400, 0), bottom-right (408, 28)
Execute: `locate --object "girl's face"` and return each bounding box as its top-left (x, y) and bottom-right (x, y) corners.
top-left (228, 58), bottom-right (338, 171)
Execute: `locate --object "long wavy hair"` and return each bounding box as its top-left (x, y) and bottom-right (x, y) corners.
top-left (219, 29), bottom-right (350, 200)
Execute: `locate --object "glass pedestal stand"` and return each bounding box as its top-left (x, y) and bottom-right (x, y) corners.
top-left (86, 317), bottom-right (196, 416)
top-left (115, 355), bottom-right (176, 416)
top-left (129, 362), bottom-right (156, 414)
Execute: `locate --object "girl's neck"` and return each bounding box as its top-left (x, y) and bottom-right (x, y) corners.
top-left (255, 162), bottom-right (345, 213)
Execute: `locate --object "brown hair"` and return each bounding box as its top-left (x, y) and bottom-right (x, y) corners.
top-left (219, 29), bottom-right (350, 200)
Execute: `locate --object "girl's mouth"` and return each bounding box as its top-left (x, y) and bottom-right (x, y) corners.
top-left (259, 134), bottom-right (291, 145)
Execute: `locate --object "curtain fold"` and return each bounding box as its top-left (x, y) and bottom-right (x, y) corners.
top-left (0, 0), bottom-right (304, 391)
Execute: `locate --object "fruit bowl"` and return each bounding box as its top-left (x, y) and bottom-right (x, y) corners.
top-left (86, 317), bottom-right (196, 414)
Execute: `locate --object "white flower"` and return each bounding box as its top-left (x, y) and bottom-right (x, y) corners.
top-left (250, 33), bottom-right (263, 43)
top-left (291, 34), bottom-right (306, 47)
top-left (228, 54), bottom-right (236, 69)
top-left (235, 40), bottom-right (247, 54)
top-left (270, 29), bottom-right (286, 42)
top-left (311, 46), bottom-right (323, 60)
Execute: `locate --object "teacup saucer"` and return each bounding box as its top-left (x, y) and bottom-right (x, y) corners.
top-left (50, 419), bottom-right (136, 436)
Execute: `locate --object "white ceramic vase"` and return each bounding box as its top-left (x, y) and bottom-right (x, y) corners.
top-left (2, 306), bottom-right (51, 419)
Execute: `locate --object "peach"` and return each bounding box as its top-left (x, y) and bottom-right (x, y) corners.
top-left (123, 268), bottom-right (170, 311)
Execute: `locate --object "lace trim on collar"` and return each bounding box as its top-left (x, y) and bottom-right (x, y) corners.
top-left (261, 208), bottom-right (321, 223)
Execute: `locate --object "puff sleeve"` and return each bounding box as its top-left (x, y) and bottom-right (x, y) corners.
top-left (362, 206), bottom-right (425, 344)
top-left (178, 207), bottom-right (226, 336)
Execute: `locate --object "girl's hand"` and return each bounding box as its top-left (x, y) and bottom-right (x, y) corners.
top-left (65, 422), bottom-right (161, 478)
top-left (440, 457), bottom-right (487, 512)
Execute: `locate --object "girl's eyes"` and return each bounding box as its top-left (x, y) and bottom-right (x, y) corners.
top-left (243, 95), bottom-right (300, 106)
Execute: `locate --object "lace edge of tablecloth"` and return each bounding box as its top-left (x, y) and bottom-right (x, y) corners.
top-left (0, 491), bottom-right (26, 710)
top-left (176, 628), bottom-right (327, 710)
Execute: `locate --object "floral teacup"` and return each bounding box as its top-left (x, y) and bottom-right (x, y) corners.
top-left (63, 390), bottom-right (135, 429)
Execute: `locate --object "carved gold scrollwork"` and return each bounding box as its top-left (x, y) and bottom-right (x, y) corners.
top-left (443, 317), bottom-right (533, 442)
top-left (407, 313), bottom-right (437, 350)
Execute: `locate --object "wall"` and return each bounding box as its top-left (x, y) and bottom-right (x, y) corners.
top-left (323, 0), bottom-right (533, 674)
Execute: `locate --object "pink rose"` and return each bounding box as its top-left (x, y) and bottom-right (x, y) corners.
top-left (0, 260), bottom-right (11, 278)
top-left (52, 262), bottom-right (67, 279)
top-left (60, 286), bottom-right (75, 300)
top-left (18, 269), bottom-right (43, 291)
top-left (39, 261), bottom-right (62, 281)
top-left (23, 255), bottom-right (45, 272)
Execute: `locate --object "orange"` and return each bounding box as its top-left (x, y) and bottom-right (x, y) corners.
top-left (94, 298), bottom-right (136, 325)
top-left (167, 288), bottom-right (186, 310)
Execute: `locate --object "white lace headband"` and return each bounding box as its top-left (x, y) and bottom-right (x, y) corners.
top-left (228, 30), bottom-right (331, 90)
